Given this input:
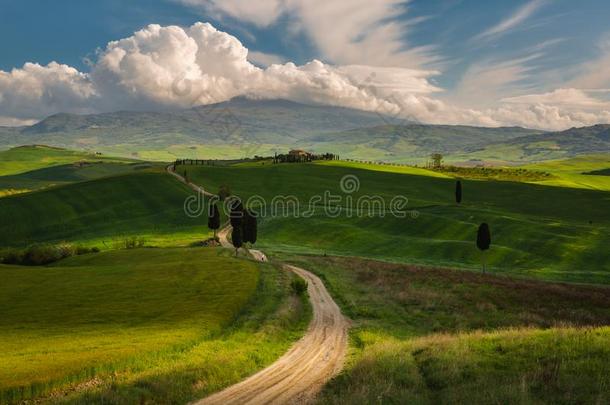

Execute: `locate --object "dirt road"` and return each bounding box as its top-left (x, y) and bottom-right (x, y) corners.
top-left (167, 166), bottom-right (349, 404)
top-left (205, 224), bottom-right (348, 404)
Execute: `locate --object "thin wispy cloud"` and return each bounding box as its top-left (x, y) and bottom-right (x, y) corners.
top-left (473, 0), bottom-right (548, 42)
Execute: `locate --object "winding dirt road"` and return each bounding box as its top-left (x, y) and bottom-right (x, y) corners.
top-left (167, 165), bottom-right (349, 404)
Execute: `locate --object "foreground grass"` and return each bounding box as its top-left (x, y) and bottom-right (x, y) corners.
top-left (0, 248), bottom-right (310, 404)
top-left (280, 255), bottom-right (610, 404)
top-left (322, 327), bottom-right (610, 404)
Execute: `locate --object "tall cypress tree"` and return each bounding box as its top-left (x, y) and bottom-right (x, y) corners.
top-left (231, 226), bottom-right (243, 256)
top-left (229, 198), bottom-right (243, 228)
top-left (455, 180), bottom-right (462, 204)
top-left (476, 223), bottom-right (491, 273)
top-left (243, 209), bottom-right (258, 246)
top-left (207, 203), bottom-right (220, 239)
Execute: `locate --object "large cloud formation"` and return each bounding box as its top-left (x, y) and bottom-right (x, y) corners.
top-left (0, 22), bottom-right (609, 130)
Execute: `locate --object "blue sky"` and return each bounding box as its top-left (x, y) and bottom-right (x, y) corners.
top-left (1, 0), bottom-right (609, 129)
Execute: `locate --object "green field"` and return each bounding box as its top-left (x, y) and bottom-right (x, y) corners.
top-left (0, 171), bottom-right (213, 247)
top-left (0, 146), bottom-right (145, 196)
top-left (0, 145), bottom-right (135, 176)
top-left (178, 161), bottom-right (610, 284)
top-left (3, 147), bottom-right (610, 404)
top-left (0, 248), bottom-right (309, 404)
top-left (282, 255), bottom-right (610, 404)
top-left (525, 154), bottom-right (610, 191)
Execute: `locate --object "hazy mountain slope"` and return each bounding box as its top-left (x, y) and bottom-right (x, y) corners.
top-left (457, 124), bottom-right (610, 163)
top-left (308, 124), bottom-right (544, 159)
top-left (1, 98), bottom-right (607, 163)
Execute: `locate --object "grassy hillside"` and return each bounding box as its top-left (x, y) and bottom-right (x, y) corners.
top-left (0, 161), bottom-right (156, 196)
top-left (0, 171), bottom-right (210, 247)
top-left (179, 161), bottom-right (610, 284)
top-left (0, 145), bottom-right (134, 176)
top-left (282, 255), bottom-right (610, 404)
top-left (0, 248), bottom-right (309, 404)
top-left (524, 154), bottom-right (610, 191)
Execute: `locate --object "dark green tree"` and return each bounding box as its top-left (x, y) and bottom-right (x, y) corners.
top-left (207, 203), bottom-right (220, 239)
top-left (229, 198), bottom-right (243, 229)
top-left (231, 225), bottom-right (243, 256)
top-left (455, 180), bottom-right (462, 204)
top-left (218, 184), bottom-right (231, 201)
top-left (243, 209), bottom-right (258, 246)
top-left (476, 223), bottom-right (491, 273)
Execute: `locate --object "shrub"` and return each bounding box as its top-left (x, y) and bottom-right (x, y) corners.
top-left (76, 245), bottom-right (100, 255)
top-left (290, 278), bottom-right (308, 295)
top-left (0, 248), bottom-right (24, 264)
top-left (22, 244), bottom-right (63, 265)
top-left (123, 236), bottom-right (146, 249)
top-left (0, 243), bottom-right (100, 266)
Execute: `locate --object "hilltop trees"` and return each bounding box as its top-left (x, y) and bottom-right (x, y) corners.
top-left (207, 203), bottom-right (220, 239)
top-left (455, 180), bottom-right (462, 204)
top-left (476, 223), bottom-right (491, 273)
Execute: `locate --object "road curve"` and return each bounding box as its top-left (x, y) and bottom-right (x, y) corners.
top-left (167, 165), bottom-right (349, 404)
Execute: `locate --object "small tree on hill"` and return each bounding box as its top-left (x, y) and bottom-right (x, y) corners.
top-left (218, 184), bottom-right (231, 201)
top-left (231, 226), bottom-right (243, 256)
top-left (476, 223), bottom-right (491, 273)
top-left (455, 180), bottom-right (462, 204)
top-left (207, 203), bottom-right (220, 239)
top-left (183, 169), bottom-right (188, 182)
top-left (243, 209), bottom-right (258, 247)
top-left (431, 153), bottom-right (443, 169)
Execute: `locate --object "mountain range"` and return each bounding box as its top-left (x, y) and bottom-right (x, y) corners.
top-left (1, 98), bottom-right (608, 163)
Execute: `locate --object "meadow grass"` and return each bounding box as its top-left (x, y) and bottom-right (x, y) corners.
top-left (0, 172), bottom-right (211, 247)
top-left (0, 161), bottom-right (156, 195)
top-left (178, 161), bottom-right (610, 284)
top-left (525, 154), bottom-right (610, 191)
top-left (0, 145), bottom-right (134, 176)
top-left (280, 255), bottom-right (610, 404)
top-left (0, 248), bottom-right (310, 404)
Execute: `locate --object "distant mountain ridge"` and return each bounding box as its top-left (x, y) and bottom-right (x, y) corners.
top-left (0, 98), bottom-right (608, 162)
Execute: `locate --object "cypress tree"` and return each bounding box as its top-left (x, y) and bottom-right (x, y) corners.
top-left (243, 209), bottom-right (258, 245)
top-left (231, 226), bottom-right (243, 256)
top-left (229, 198), bottom-right (243, 228)
top-left (207, 203), bottom-right (220, 239)
top-left (455, 180), bottom-right (462, 204)
top-left (476, 223), bottom-right (491, 272)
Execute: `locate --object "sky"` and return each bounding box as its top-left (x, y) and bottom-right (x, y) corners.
top-left (1, 0), bottom-right (610, 129)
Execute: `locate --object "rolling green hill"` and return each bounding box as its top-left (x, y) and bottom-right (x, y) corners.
top-left (0, 171), bottom-right (209, 247)
top-left (0, 145), bottom-right (133, 176)
top-left (180, 161), bottom-right (610, 283)
top-left (0, 248), bottom-right (309, 403)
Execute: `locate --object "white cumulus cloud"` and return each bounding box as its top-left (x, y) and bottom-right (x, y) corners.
top-left (0, 21), bottom-right (609, 131)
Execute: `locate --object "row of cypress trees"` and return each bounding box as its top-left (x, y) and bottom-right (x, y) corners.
top-left (206, 199), bottom-right (258, 255)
